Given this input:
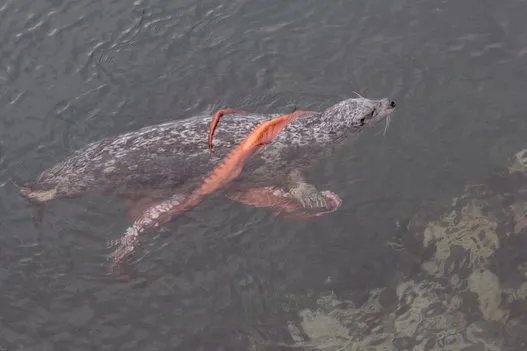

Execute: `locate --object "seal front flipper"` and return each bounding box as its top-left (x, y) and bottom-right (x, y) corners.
top-left (225, 186), bottom-right (342, 219)
top-left (287, 169), bottom-right (332, 210)
top-left (278, 190), bottom-right (342, 219)
top-left (290, 181), bottom-right (332, 210)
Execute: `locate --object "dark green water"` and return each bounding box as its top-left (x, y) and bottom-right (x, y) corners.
top-left (1, 0), bottom-right (527, 349)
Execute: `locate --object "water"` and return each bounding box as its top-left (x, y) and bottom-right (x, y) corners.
top-left (1, 0), bottom-right (527, 349)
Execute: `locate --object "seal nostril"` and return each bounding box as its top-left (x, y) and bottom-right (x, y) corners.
top-left (390, 101), bottom-right (396, 108)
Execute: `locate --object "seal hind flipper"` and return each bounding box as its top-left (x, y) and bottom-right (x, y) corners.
top-left (12, 179), bottom-right (58, 203)
top-left (19, 187), bottom-right (57, 202)
top-left (8, 178), bottom-right (51, 239)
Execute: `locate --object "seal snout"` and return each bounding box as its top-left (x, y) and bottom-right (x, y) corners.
top-left (379, 98), bottom-right (396, 110)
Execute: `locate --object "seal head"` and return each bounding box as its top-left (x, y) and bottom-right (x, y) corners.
top-left (318, 97), bottom-right (396, 137)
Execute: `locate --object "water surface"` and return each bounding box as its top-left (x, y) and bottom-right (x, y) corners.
top-left (1, 0), bottom-right (527, 349)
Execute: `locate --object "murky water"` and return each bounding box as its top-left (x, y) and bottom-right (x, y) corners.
top-left (1, 0), bottom-right (527, 349)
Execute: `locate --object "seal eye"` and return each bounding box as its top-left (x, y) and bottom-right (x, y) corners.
top-left (359, 109), bottom-right (375, 126)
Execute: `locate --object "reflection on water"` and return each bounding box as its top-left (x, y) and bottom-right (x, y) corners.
top-left (285, 149), bottom-right (527, 350)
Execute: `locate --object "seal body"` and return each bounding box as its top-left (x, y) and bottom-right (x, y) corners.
top-left (19, 97), bottom-right (396, 202)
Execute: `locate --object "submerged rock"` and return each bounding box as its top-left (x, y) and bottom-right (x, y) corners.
top-left (282, 148), bottom-right (527, 350)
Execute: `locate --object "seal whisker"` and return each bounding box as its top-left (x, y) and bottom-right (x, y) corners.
top-left (352, 91), bottom-right (364, 99)
top-left (383, 115), bottom-right (391, 136)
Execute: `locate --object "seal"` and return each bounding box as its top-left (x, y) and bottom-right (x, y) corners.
top-left (17, 95), bottom-right (396, 263)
